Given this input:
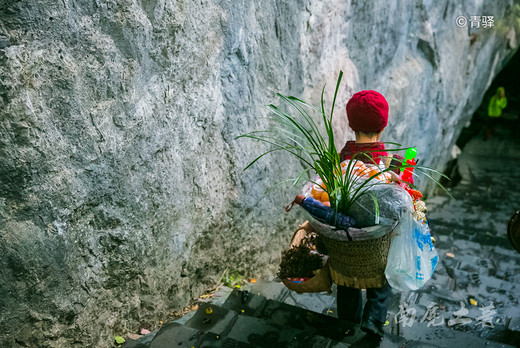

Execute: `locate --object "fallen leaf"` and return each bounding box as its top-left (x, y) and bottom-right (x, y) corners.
top-left (446, 252), bottom-right (455, 258)
top-left (128, 333), bottom-right (142, 340)
top-left (384, 320), bottom-right (390, 326)
top-left (250, 278), bottom-right (257, 283)
top-left (192, 305), bottom-right (198, 310)
top-left (199, 294), bottom-right (216, 299)
top-left (140, 329), bottom-right (151, 335)
top-left (114, 336), bottom-right (125, 344)
top-left (470, 299), bottom-right (478, 306)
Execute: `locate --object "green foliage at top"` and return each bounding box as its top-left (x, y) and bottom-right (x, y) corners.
top-left (237, 71), bottom-right (450, 216)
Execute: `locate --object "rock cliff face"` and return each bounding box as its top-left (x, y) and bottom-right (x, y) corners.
top-left (0, 0), bottom-right (518, 346)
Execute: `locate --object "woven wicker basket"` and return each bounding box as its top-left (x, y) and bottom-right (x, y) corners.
top-left (282, 262), bottom-right (332, 293)
top-left (280, 222), bottom-right (332, 294)
top-left (322, 231), bottom-right (392, 289)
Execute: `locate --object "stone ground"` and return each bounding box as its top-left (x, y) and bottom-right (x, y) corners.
top-left (122, 121), bottom-right (520, 347)
top-left (383, 118), bottom-right (520, 346)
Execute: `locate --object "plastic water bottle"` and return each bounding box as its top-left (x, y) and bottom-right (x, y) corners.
top-left (290, 195), bottom-right (356, 230)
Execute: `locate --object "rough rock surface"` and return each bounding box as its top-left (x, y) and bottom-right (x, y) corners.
top-left (0, 0), bottom-right (518, 347)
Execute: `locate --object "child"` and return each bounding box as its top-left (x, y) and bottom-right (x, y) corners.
top-left (340, 90), bottom-right (389, 165)
top-left (486, 87), bottom-right (507, 139)
top-left (335, 90), bottom-right (394, 339)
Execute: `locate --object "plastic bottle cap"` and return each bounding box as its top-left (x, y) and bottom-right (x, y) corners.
top-left (405, 147), bottom-right (417, 161)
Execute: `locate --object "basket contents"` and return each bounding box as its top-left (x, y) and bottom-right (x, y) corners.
top-left (277, 232), bottom-right (325, 282)
top-left (384, 204), bottom-right (438, 291)
top-left (291, 195), bottom-right (356, 231)
top-left (289, 149), bottom-right (439, 290)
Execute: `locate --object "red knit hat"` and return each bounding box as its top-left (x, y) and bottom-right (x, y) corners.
top-left (346, 90), bottom-right (389, 132)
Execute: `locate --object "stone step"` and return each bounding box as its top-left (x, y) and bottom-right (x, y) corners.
top-left (434, 258), bottom-right (520, 314)
top-left (428, 215), bottom-right (515, 250)
top-left (225, 314), bottom-right (334, 347)
top-left (212, 289), bottom-right (442, 348)
top-left (124, 285), bottom-right (445, 348)
top-left (148, 322), bottom-right (202, 348)
top-left (246, 278), bottom-right (288, 301)
top-left (222, 288), bottom-right (349, 340)
top-left (247, 278), bottom-right (337, 316)
top-left (505, 316), bottom-right (520, 347)
top-left (250, 264), bottom-right (520, 346)
top-left (281, 284), bottom-right (338, 316)
top-left (221, 288), bottom-right (267, 317)
top-left (198, 332), bottom-right (254, 348)
top-left (184, 302), bottom-right (238, 337)
top-left (397, 318), bottom-right (515, 348)
top-left (225, 313), bottom-right (440, 347)
top-left (123, 279), bottom-right (515, 348)
top-left (142, 322), bottom-right (251, 348)
top-left (387, 294), bottom-right (516, 347)
top-left (184, 300), bottom-right (339, 347)
top-left (256, 279), bottom-right (515, 347)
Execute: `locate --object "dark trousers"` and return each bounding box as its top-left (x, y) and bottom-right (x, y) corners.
top-left (336, 281), bottom-right (391, 324)
top-left (485, 116), bottom-right (501, 138)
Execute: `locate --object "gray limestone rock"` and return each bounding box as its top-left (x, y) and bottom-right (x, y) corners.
top-left (0, 0), bottom-right (519, 347)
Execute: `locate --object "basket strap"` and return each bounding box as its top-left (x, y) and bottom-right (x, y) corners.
top-left (289, 221), bottom-right (314, 248)
top-left (384, 153), bottom-right (394, 168)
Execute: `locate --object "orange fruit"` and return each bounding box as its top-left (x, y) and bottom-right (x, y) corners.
top-left (353, 167), bottom-right (368, 176)
top-left (350, 161), bottom-right (367, 176)
top-left (321, 191), bottom-right (329, 202)
top-left (311, 185), bottom-right (324, 199)
top-left (368, 168), bottom-right (380, 177)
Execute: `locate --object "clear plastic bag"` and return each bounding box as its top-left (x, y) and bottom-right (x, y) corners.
top-left (348, 184), bottom-right (412, 228)
top-left (384, 212), bottom-right (439, 291)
